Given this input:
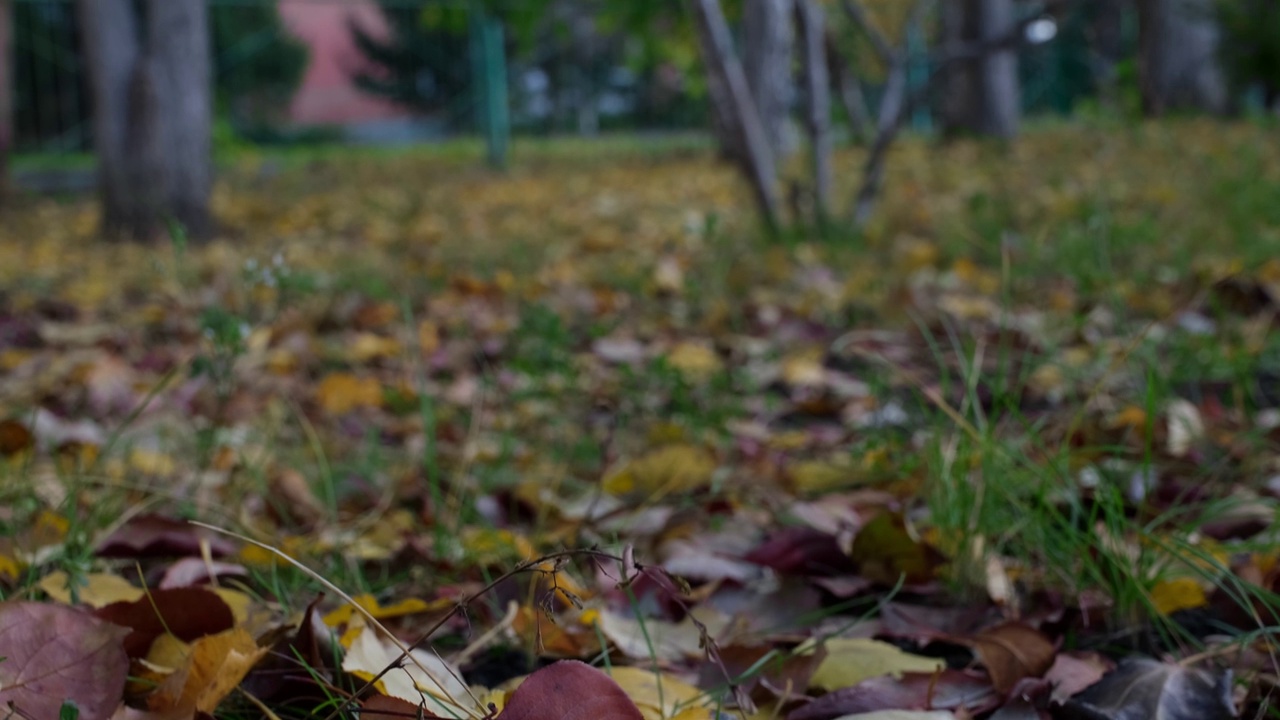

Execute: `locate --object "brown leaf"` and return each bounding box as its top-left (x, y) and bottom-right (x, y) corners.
top-left (787, 670), bottom-right (999, 720)
top-left (847, 513), bottom-right (940, 586)
top-left (0, 418), bottom-right (34, 456)
top-left (147, 627), bottom-right (269, 716)
top-left (0, 601), bottom-right (130, 720)
top-left (96, 515), bottom-right (235, 559)
top-left (958, 622), bottom-right (1057, 695)
top-left (499, 660), bottom-right (645, 720)
top-left (93, 587), bottom-right (236, 657)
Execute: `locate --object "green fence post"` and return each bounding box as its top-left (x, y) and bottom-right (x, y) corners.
top-left (470, 3), bottom-right (509, 170)
top-left (906, 24), bottom-right (931, 133)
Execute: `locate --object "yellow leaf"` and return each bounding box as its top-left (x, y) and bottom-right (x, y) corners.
top-left (781, 349), bottom-right (825, 388)
top-left (323, 593), bottom-right (452, 628)
top-left (0, 552), bottom-right (21, 581)
top-left (148, 627), bottom-right (269, 715)
top-left (39, 571), bottom-right (144, 607)
top-left (348, 332), bottom-right (402, 363)
top-left (606, 665), bottom-right (711, 720)
top-left (665, 342), bottom-right (722, 381)
top-left (419, 319), bottom-right (441, 355)
top-left (809, 638), bottom-right (944, 691)
top-left (1150, 577), bottom-right (1207, 616)
top-left (604, 444), bottom-right (716, 498)
top-left (129, 448), bottom-right (176, 477)
top-left (316, 372), bottom-right (383, 414)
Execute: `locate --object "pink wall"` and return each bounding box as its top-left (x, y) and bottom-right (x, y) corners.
top-left (277, 0), bottom-right (412, 125)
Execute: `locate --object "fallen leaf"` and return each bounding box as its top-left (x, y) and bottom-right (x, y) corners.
top-left (809, 638), bottom-right (945, 691)
top-left (1057, 657), bottom-right (1233, 720)
top-left (93, 586), bottom-right (236, 657)
top-left (147, 627), bottom-right (269, 716)
top-left (788, 671), bottom-right (998, 720)
top-left (847, 513), bottom-right (939, 586)
top-left (606, 665), bottom-right (711, 720)
top-left (1165, 399), bottom-right (1204, 457)
top-left (0, 418), bottom-right (34, 456)
top-left (958, 622), bottom-right (1056, 694)
top-left (604, 444), bottom-right (716, 498)
top-left (0, 601), bottom-right (130, 720)
top-left (316, 372), bottom-right (383, 414)
top-left (500, 661), bottom-right (645, 720)
top-left (665, 341), bottom-right (722, 381)
top-left (594, 608), bottom-right (729, 662)
top-left (1149, 577), bottom-right (1208, 616)
top-left (39, 570), bottom-right (144, 607)
top-left (341, 624), bottom-right (474, 715)
top-left (96, 514), bottom-right (235, 559)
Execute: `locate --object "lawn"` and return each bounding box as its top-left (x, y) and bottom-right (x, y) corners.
top-left (1, 119), bottom-right (1279, 719)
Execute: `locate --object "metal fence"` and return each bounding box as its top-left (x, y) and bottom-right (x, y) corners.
top-left (6, 0), bottom-right (1124, 160)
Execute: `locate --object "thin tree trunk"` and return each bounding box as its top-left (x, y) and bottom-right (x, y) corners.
top-left (937, 0), bottom-right (979, 136)
top-left (78, 0), bottom-right (152, 238)
top-left (825, 33), bottom-right (873, 143)
top-left (938, 0), bottom-right (1020, 138)
top-left (976, 0), bottom-right (1019, 138)
top-left (796, 0), bottom-right (832, 223)
top-left (743, 0), bottom-right (794, 160)
top-left (1138, 0), bottom-right (1228, 115)
top-left (0, 0), bottom-right (12, 204)
top-left (147, 0), bottom-right (213, 237)
top-left (690, 0), bottom-right (781, 230)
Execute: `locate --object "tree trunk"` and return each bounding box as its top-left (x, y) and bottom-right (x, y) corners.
top-left (796, 0), bottom-right (832, 223)
top-left (1138, 0), bottom-right (1228, 115)
top-left (148, 0), bottom-right (213, 237)
top-left (0, 0), bottom-right (12, 205)
top-left (690, 0), bottom-right (781, 230)
top-left (937, 0), bottom-right (1020, 138)
top-left (937, 0), bottom-right (979, 136)
top-left (743, 0), bottom-right (794, 160)
top-left (975, 0), bottom-right (1020, 137)
top-left (77, 0), bottom-right (212, 241)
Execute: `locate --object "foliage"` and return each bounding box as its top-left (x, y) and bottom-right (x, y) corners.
top-left (349, 1), bottom-right (473, 114)
top-left (1214, 0), bottom-right (1280, 107)
top-left (211, 1), bottom-right (310, 127)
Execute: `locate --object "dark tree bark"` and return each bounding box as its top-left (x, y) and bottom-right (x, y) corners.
top-left (690, 0), bottom-right (782, 230)
top-left (743, 0), bottom-right (795, 160)
top-left (975, 0), bottom-right (1020, 137)
top-left (0, 0), bottom-right (12, 205)
top-left (796, 0), bottom-right (832, 223)
top-left (77, 0), bottom-right (212, 241)
top-left (1085, 0), bottom-right (1126, 88)
top-left (1138, 0), bottom-right (1228, 115)
top-left (938, 0), bottom-right (1020, 138)
top-left (0, 0), bottom-right (11, 206)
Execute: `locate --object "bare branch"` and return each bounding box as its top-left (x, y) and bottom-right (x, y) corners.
top-left (837, 0), bottom-right (894, 65)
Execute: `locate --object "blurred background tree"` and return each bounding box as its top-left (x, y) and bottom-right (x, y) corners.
top-left (211, 2), bottom-right (309, 132)
top-left (1215, 0), bottom-right (1280, 111)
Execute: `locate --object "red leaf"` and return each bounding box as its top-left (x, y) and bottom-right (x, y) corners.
top-left (0, 601), bottom-right (129, 720)
top-left (93, 587), bottom-right (235, 657)
top-left (499, 661), bottom-right (645, 720)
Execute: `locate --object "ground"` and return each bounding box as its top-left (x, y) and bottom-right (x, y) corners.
top-left (0, 120), bottom-right (1278, 720)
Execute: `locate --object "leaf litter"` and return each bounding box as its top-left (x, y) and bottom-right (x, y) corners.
top-left (0, 125), bottom-right (1278, 718)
